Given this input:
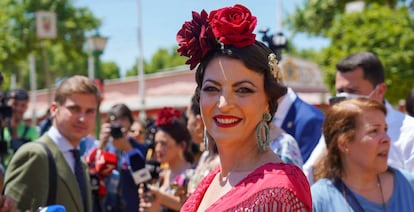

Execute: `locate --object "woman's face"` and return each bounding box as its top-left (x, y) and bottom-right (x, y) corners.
top-left (186, 104), bottom-right (203, 144)
top-left (129, 121), bottom-right (145, 143)
top-left (199, 56), bottom-right (268, 149)
top-left (344, 109), bottom-right (390, 174)
top-left (154, 130), bottom-right (183, 164)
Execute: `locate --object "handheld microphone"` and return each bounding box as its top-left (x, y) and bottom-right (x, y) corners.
top-left (129, 153), bottom-right (152, 185)
top-left (145, 160), bottom-right (161, 181)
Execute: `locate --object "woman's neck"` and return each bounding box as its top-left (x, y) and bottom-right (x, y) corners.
top-left (169, 157), bottom-right (190, 174)
top-left (219, 148), bottom-right (276, 177)
top-left (341, 168), bottom-right (381, 192)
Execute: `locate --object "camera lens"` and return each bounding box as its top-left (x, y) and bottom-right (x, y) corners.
top-left (110, 124), bottom-right (123, 139)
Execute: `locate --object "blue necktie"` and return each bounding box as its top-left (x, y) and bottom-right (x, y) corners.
top-left (70, 149), bottom-right (86, 208)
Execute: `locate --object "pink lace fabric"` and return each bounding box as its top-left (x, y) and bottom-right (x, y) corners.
top-left (181, 163), bottom-right (312, 212)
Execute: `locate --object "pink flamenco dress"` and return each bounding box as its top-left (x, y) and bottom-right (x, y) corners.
top-left (181, 163), bottom-right (312, 212)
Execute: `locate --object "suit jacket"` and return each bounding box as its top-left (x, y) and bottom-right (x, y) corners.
top-left (281, 97), bottom-right (324, 162)
top-left (4, 134), bottom-right (93, 212)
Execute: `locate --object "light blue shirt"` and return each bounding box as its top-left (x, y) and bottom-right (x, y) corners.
top-left (47, 126), bottom-right (78, 173)
top-left (312, 167), bottom-right (414, 212)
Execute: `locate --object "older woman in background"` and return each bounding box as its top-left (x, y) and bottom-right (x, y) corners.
top-left (312, 98), bottom-right (414, 212)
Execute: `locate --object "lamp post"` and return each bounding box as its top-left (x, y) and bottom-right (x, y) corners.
top-left (87, 32), bottom-right (108, 138)
top-left (259, 28), bottom-right (288, 61)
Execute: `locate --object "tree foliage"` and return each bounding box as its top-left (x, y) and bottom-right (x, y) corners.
top-left (287, 1), bottom-right (414, 104)
top-left (125, 46), bottom-right (186, 77)
top-left (0, 0), bottom-right (103, 90)
top-left (101, 61), bottom-right (121, 79)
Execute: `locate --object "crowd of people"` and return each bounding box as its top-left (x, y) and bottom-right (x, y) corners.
top-left (0, 3), bottom-right (413, 212)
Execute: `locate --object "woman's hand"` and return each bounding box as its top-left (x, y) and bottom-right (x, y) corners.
top-left (138, 183), bottom-right (161, 212)
top-left (99, 122), bottom-right (132, 151)
top-left (0, 195), bottom-right (17, 212)
top-left (99, 122), bottom-right (112, 148)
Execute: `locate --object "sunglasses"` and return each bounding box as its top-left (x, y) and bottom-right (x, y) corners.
top-left (328, 96), bottom-right (347, 106)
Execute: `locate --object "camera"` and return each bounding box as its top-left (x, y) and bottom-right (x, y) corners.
top-left (110, 124), bottom-right (123, 139)
top-left (0, 91), bottom-right (12, 156)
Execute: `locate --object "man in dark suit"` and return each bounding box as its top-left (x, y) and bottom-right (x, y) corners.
top-left (273, 87), bottom-right (324, 162)
top-left (4, 75), bottom-right (100, 212)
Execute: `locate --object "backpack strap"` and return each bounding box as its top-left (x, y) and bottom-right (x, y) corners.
top-left (38, 142), bottom-right (57, 205)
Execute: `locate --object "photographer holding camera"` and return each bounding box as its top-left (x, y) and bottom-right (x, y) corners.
top-left (3, 88), bottom-right (38, 166)
top-left (94, 103), bottom-right (148, 212)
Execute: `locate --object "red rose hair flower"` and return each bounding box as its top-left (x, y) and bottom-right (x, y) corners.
top-left (176, 4), bottom-right (257, 69)
top-left (209, 4), bottom-right (257, 48)
top-left (155, 107), bottom-right (182, 127)
top-left (176, 10), bottom-right (217, 70)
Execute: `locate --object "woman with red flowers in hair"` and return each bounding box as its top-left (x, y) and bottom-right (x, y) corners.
top-left (175, 4), bottom-right (312, 211)
top-left (139, 107), bottom-right (195, 212)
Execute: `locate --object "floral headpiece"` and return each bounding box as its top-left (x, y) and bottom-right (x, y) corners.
top-left (155, 107), bottom-right (182, 127)
top-left (176, 4), bottom-right (257, 70)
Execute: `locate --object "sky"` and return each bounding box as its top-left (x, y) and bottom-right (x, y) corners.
top-left (74, 0), bottom-right (329, 76)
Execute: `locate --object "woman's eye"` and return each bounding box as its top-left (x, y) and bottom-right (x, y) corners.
top-left (236, 87), bottom-right (254, 93)
top-left (202, 86), bottom-right (219, 92)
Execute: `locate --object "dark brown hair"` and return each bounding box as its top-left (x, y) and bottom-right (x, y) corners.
top-left (106, 103), bottom-right (134, 124)
top-left (156, 113), bottom-right (194, 164)
top-left (336, 52), bottom-right (384, 87)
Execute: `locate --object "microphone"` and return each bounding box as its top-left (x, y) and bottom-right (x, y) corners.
top-left (37, 205), bottom-right (66, 212)
top-left (145, 160), bottom-right (161, 182)
top-left (129, 153), bottom-right (152, 185)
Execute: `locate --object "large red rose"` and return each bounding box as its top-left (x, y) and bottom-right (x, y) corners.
top-left (208, 4), bottom-right (257, 48)
top-left (176, 10), bottom-right (217, 70)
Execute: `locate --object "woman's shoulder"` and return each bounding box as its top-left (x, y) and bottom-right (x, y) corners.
top-left (257, 162), bottom-right (306, 179)
top-left (311, 178), bottom-right (337, 194)
top-left (311, 178), bottom-right (346, 212)
top-left (391, 167), bottom-right (414, 189)
top-left (244, 163), bottom-right (312, 208)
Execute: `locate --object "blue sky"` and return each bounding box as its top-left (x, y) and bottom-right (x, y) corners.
top-left (74, 0), bottom-right (329, 76)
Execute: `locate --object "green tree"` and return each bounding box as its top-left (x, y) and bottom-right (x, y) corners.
top-left (0, 0), bottom-right (102, 90)
top-left (287, 1), bottom-right (414, 104)
top-left (125, 46), bottom-right (186, 76)
top-left (101, 61), bottom-right (121, 79)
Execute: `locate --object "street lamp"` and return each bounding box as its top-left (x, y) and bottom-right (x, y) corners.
top-left (86, 32), bottom-right (108, 138)
top-left (87, 33), bottom-right (108, 79)
top-left (259, 28), bottom-right (288, 61)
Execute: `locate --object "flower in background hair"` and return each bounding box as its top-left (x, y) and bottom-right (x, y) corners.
top-left (176, 4), bottom-right (257, 69)
top-left (155, 107), bottom-right (182, 127)
top-left (176, 10), bottom-right (217, 70)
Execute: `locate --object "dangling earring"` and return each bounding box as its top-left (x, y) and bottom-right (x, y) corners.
top-left (203, 127), bottom-right (208, 151)
top-left (256, 112), bottom-right (272, 152)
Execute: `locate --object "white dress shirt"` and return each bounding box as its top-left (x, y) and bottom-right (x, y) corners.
top-left (273, 87), bottom-right (297, 127)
